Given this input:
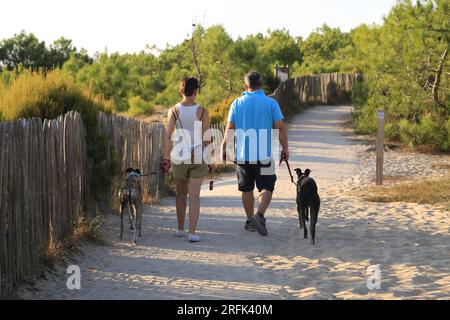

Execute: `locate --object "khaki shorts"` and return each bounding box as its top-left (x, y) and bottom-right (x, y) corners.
top-left (171, 162), bottom-right (208, 180)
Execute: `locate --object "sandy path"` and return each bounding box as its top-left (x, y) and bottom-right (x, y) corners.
top-left (20, 105), bottom-right (450, 300)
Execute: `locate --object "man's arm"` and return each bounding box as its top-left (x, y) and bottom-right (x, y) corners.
top-left (274, 120), bottom-right (289, 161)
top-left (221, 100), bottom-right (236, 163)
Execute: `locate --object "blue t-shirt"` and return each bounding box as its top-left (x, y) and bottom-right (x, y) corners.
top-left (227, 89), bottom-right (284, 162)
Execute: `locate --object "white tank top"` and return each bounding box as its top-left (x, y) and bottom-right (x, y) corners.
top-left (175, 103), bottom-right (203, 151)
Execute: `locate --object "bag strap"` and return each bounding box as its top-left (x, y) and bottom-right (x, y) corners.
top-left (171, 105), bottom-right (183, 129)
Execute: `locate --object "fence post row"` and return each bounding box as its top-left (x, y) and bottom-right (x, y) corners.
top-left (0, 111), bottom-right (165, 298)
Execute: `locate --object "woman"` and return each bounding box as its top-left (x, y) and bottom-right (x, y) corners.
top-left (161, 77), bottom-right (210, 242)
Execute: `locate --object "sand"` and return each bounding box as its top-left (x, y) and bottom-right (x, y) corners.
top-left (19, 105), bottom-right (450, 300)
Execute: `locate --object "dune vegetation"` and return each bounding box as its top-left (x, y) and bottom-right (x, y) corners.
top-left (0, 0), bottom-right (448, 150)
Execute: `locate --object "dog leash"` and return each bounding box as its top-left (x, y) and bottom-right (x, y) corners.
top-left (279, 158), bottom-right (297, 186)
top-left (209, 165), bottom-right (214, 190)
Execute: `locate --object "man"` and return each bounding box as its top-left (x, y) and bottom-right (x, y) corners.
top-left (221, 71), bottom-right (289, 236)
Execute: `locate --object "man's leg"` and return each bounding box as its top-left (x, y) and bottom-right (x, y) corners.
top-left (242, 191), bottom-right (255, 220)
top-left (257, 190), bottom-right (273, 216)
top-left (237, 164), bottom-right (256, 231)
top-left (252, 162), bottom-right (276, 236)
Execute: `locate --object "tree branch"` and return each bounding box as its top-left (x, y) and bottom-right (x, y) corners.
top-left (189, 25), bottom-right (205, 91)
top-left (432, 48), bottom-right (448, 105)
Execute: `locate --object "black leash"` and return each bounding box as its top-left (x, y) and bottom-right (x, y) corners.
top-left (279, 158), bottom-right (297, 186)
top-left (209, 165), bottom-right (215, 190)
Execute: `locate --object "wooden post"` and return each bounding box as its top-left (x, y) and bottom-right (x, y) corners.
top-left (376, 110), bottom-right (385, 185)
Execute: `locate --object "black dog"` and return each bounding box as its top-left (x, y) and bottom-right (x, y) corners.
top-left (295, 168), bottom-right (320, 245)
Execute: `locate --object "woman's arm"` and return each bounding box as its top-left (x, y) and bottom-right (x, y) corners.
top-left (201, 107), bottom-right (211, 146)
top-left (163, 107), bottom-right (175, 160)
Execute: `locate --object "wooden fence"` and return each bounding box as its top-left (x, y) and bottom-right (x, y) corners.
top-left (0, 111), bottom-right (165, 298)
top-left (0, 112), bottom-right (89, 298)
top-left (271, 73), bottom-right (361, 114)
top-left (97, 112), bottom-right (165, 206)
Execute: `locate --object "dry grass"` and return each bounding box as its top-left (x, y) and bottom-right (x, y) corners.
top-left (382, 175), bottom-right (410, 182)
top-left (44, 238), bottom-right (80, 269)
top-left (431, 163), bottom-right (450, 170)
top-left (362, 175), bottom-right (450, 209)
top-left (43, 215), bottom-right (106, 269)
top-left (73, 215), bottom-right (107, 245)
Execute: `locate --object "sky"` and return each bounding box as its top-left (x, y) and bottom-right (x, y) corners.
top-left (0, 0), bottom-right (398, 55)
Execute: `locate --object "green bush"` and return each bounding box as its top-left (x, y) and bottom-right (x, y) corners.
top-left (397, 115), bottom-right (448, 150)
top-left (351, 78), bottom-right (368, 108)
top-left (353, 103), bottom-right (377, 134)
top-left (0, 69), bottom-right (114, 120)
top-left (127, 96), bottom-right (154, 117)
top-left (0, 69), bottom-right (119, 199)
top-left (208, 96), bottom-right (237, 124)
top-left (385, 121), bottom-right (400, 141)
top-left (350, 1), bottom-right (449, 152)
top-left (444, 118), bottom-right (450, 151)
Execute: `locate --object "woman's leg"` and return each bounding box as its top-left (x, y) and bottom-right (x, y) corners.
top-left (175, 180), bottom-right (189, 231)
top-left (187, 178), bottom-right (203, 234)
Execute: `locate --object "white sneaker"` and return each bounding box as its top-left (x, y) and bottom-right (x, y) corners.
top-left (188, 234), bottom-right (201, 242)
top-left (175, 230), bottom-right (185, 237)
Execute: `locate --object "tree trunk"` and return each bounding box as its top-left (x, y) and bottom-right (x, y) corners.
top-left (432, 48), bottom-right (448, 105)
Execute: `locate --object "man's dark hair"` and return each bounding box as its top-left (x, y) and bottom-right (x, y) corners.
top-left (180, 77), bottom-right (200, 96)
top-left (244, 71), bottom-right (263, 89)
